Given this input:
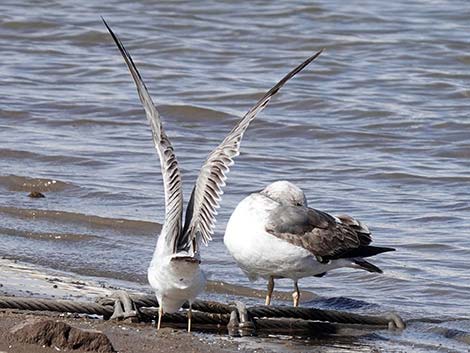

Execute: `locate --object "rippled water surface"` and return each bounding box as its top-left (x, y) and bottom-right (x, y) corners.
top-left (1, 1), bottom-right (470, 351)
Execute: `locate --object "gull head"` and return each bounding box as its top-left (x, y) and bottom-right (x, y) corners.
top-left (260, 181), bottom-right (307, 207)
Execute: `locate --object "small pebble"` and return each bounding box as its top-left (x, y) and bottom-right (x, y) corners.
top-left (28, 191), bottom-right (45, 198)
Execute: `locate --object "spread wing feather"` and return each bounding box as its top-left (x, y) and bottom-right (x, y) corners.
top-left (103, 19), bottom-right (183, 252)
top-left (180, 50), bottom-right (324, 251)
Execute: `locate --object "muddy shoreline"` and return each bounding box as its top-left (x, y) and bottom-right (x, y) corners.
top-left (0, 310), bottom-right (254, 353)
top-left (0, 309), bottom-right (390, 353)
top-left (0, 258), bottom-right (393, 353)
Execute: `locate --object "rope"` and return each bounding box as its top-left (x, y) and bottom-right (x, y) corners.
top-left (138, 307), bottom-right (339, 337)
top-left (254, 318), bottom-right (337, 336)
top-left (186, 300), bottom-right (234, 314)
top-left (0, 296), bottom-right (113, 318)
top-left (0, 294), bottom-right (405, 336)
top-left (98, 295), bottom-right (234, 314)
top-left (247, 305), bottom-right (405, 329)
top-left (140, 308), bottom-right (231, 325)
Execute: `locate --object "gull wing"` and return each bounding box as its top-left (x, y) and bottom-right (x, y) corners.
top-left (265, 206), bottom-right (394, 262)
top-left (180, 50), bottom-right (324, 252)
top-left (103, 19), bottom-right (183, 252)
top-left (265, 205), bottom-right (364, 261)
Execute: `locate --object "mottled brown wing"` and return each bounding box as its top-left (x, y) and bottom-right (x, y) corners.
top-left (335, 214), bottom-right (372, 246)
top-left (265, 206), bottom-right (363, 262)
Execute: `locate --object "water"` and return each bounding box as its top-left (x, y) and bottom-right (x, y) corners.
top-left (1, 0), bottom-right (470, 351)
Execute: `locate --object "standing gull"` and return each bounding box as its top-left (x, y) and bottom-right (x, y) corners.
top-left (224, 181), bottom-right (395, 306)
top-left (103, 19), bottom-right (323, 331)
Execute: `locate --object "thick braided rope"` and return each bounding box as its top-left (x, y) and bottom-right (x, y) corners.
top-left (139, 308), bottom-right (231, 325)
top-left (0, 296), bottom-right (113, 317)
top-left (254, 317), bottom-right (337, 336)
top-left (124, 295), bottom-right (234, 314)
top-left (0, 295), bottom-right (404, 330)
top-left (248, 305), bottom-right (397, 327)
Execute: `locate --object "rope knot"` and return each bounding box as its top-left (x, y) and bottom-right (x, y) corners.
top-left (98, 291), bottom-right (140, 322)
top-left (227, 301), bottom-right (255, 337)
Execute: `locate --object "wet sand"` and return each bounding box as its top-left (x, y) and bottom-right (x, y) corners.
top-left (0, 258), bottom-right (116, 300)
top-left (0, 310), bottom-right (390, 353)
top-left (0, 310), bottom-right (256, 353)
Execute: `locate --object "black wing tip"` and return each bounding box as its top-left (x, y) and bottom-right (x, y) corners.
top-left (377, 246), bottom-right (396, 253)
top-left (101, 18), bottom-right (120, 47)
top-left (353, 258), bottom-right (383, 274)
top-left (311, 48), bottom-right (325, 60)
top-left (334, 245), bottom-right (395, 261)
top-left (301, 48), bottom-right (325, 68)
top-left (101, 16), bottom-right (147, 87)
top-left (253, 47), bottom-right (324, 109)
top-left (288, 48), bottom-right (324, 77)
top-left (101, 17), bottom-right (112, 33)
top-left (301, 49), bottom-right (324, 67)
top-left (359, 245), bottom-right (396, 256)
top-left (101, 17), bottom-right (121, 50)
top-left (101, 17), bottom-right (126, 53)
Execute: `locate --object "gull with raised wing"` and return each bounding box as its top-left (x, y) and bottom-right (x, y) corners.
top-left (103, 19), bottom-right (323, 331)
top-left (224, 181), bottom-right (395, 307)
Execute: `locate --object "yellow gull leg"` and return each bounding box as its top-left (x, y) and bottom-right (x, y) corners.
top-left (265, 276), bottom-right (274, 305)
top-left (157, 305), bottom-right (163, 330)
top-left (187, 303), bottom-right (192, 333)
top-left (292, 280), bottom-right (300, 307)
